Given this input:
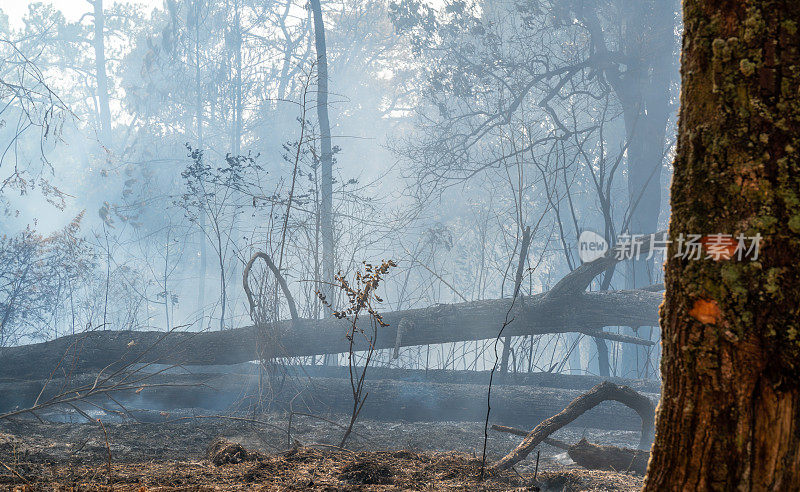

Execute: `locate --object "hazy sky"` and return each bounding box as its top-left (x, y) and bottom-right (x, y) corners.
top-left (4, 0), bottom-right (162, 29)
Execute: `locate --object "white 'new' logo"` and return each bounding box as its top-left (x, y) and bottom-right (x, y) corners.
top-left (578, 230), bottom-right (608, 263)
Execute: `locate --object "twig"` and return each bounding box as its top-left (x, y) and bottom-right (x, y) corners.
top-left (480, 225), bottom-right (531, 480)
top-left (0, 459), bottom-right (29, 484)
top-left (490, 424), bottom-right (570, 450)
top-left (97, 418), bottom-right (112, 480)
top-left (306, 442), bottom-right (356, 453)
top-left (288, 412), bottom-right (369, 440)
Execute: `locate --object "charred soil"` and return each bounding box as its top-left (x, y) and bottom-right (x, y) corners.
top-left (0, 415), bottom-right (644, 490)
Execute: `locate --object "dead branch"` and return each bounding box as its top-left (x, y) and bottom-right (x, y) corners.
top-left (0, 328), bottom-right (201, 422)
top-left (490, 424), bottom-right (569, 450)
top-left (491, 424), bottom-right (650, 474)
top-left (97, 418), bottom-right (112, 479)
top-left (490, 381), bottom-right (655, 472)
top-left (545, 231), bottom-right (667, 298)
top-left (243, 251), bottom-right (299, 323)
top-left (0, 459), bottom-right (29, 485)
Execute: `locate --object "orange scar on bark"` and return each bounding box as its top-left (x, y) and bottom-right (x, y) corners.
top-left (689, 298), bottom-right (722, 324)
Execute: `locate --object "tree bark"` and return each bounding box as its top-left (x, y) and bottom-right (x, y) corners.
top-left (644, 1), bottom-right (800, 489)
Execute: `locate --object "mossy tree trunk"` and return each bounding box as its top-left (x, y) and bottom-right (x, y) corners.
top-left (645, 1), bottom-right (800, 489)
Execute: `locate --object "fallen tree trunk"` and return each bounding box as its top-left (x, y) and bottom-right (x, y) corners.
top-left (567, 438), bottom-right (649, 475)
top-left (0, 373), bottom-right (659, 433)
top-left (0, 237), bottom-right (665, 381)
top-left (0, 289), bottom-right (659, 381)
top-left (290, 365), bottom-right (662, 393)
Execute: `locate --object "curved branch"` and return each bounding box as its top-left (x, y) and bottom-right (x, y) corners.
top-left (490, 381), bottom-right (655, 472)
top-left (242, 252), bottom-right (298, 323)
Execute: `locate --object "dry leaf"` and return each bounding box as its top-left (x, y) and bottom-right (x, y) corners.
top-left (689, 298), bottom-right (722, 324)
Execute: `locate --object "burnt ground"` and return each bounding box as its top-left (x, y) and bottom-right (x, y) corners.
top-left (0, 412), bottom-right (644, 490)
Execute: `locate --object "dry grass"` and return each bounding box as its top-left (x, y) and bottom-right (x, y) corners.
top-left (0, 445), bottom-right (644, 491)
top-left (0, 416), bottom-right (644, 490)
top-left (0, 447), bottom-right (527, 490)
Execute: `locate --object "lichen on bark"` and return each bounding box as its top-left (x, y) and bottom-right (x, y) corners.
top-left (645, 0), bottom-right (800, 490)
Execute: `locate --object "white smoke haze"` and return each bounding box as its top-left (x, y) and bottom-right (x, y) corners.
top-left (0, 0), bottom-right (679, 379)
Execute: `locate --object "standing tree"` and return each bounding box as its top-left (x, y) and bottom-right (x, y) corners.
top-left (645, 1), bottom-right (800, 489)
top-left (310, 0), bottom-right (337, 365)
top-left (89, 0), bottom-right (112, 145)
top-left (310, 0), bottom-right (335, 306)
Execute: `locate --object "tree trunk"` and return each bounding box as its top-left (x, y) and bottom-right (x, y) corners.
top-left (644, 1), bottom-right (800, 489)
top-left (193, 0), bottom-right (206, 330)
top-left (92, 0), bottom-right (112, 144)
top-left (1, 238), bottom-right (663, 379)
top-left (310, 0), bottom-right (336, 366)
top-left (309, 0), bottom-right (334, 303)
top-left (0, 288), bottom-right (659, 380)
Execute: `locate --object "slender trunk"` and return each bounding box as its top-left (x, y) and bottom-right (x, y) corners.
top-left (499, 337), bottom-right (511, 374)
top-left (92, 0), bottom-right (112, 145)
top-left (231, 5), bottom-right (242, 156)
top-left (227, 5), bottom-right (243, 304)
top-left (309, 0), bottom-right (333, 301)
top-left (310, 0), bottom-right (335, 366)
top-left (217, 231), bottom-right (226, 331)
top-left (567, 333), bottom-right (582, 374)
top-left (103, 226), bottom-right (111, 330)
top-left (163, 231), bottom-right (171, 331)
top-left (194, 0), bottom-right (206, 329)
top-left (645, 1), bottom-right (800, 488)
top-left (594, 337), bottom-right (610, 377)
top-left (198, 215), bottom-right (206, 327)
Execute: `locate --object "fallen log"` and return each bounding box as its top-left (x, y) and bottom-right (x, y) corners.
top-left (0, 236), bottom-right (664, 381)
top-left (567, 438), bottom-right (650, 475)
top-left (0, 373), bottom-right (659, 433)
top-left (0, 289), bottom-right (659, 381)
top-left (290, 365), bottom-right (662, 393)
top-left (490, 381), bottom-right (655, 472)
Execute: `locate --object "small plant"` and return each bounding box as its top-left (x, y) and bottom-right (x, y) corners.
top-left (318, 259), bottom-right (396, 448)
